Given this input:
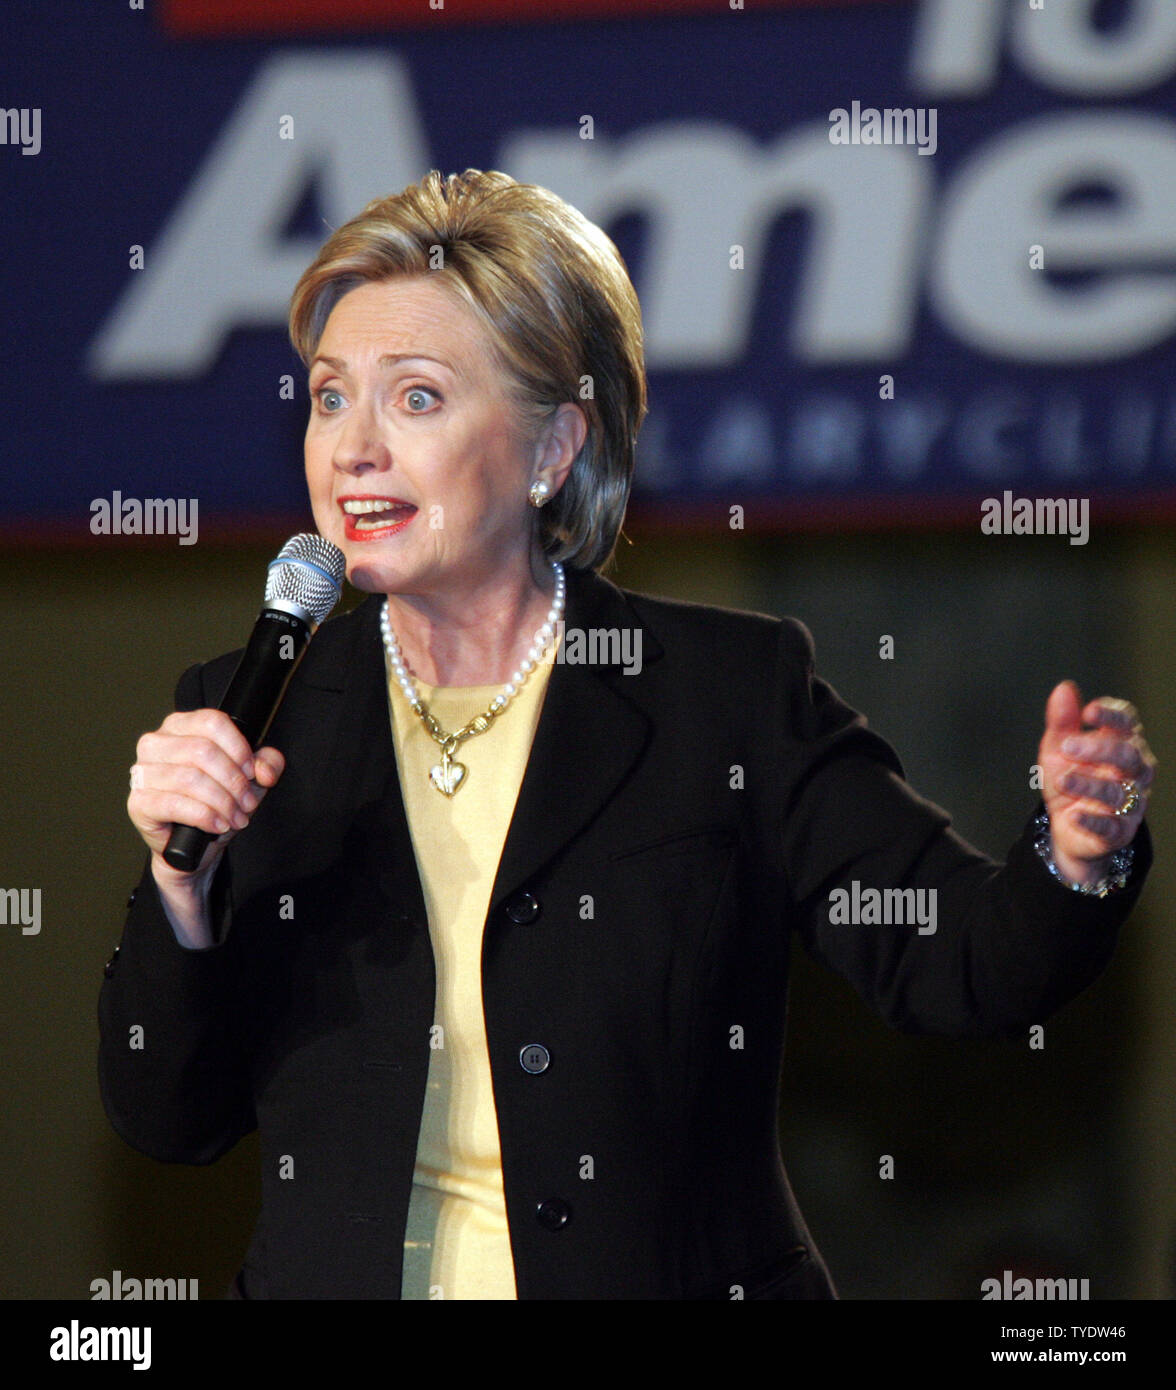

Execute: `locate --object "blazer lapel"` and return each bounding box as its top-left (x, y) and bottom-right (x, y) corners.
top-left (489, 566), bottom-right (662, 909)
top-left (309, 593), bottom-right (428, 926)
top-left (233, 591), bottom-right (422, 925)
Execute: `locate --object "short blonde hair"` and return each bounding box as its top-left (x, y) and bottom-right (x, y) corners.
top-left (289, 169), bottom-right (647, 572)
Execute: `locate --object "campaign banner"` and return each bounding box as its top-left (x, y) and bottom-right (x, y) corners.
top-left (4, 0), bottom-right (1176, 541)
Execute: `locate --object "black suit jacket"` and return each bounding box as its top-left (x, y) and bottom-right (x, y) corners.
top-left (98, 566), bottom-right (1152, 1299)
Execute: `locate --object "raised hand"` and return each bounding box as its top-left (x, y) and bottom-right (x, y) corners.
top-left (1038, 680), bottom-right (1155, 888)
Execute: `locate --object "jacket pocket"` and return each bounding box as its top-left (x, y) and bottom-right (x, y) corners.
top-left (608, 821), bottom-right (735, 863)
top-left (701, 1243), bottom-right (834, 1300)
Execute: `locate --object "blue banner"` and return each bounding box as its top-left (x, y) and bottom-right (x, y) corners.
top-left (4, 0), bottom-right (1176, 539)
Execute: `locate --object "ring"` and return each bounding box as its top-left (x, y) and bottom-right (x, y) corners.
top-left (1116, 780), bottom-right (1140, 817)
top-left (129, 765), bottom-right (143, 791)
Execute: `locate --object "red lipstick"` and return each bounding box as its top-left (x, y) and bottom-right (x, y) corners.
top-left (339, 494), bottom-right (418, 542)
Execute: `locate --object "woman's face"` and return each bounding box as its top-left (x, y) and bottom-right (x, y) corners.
top-left (305, 275), bottom-right (544, 599)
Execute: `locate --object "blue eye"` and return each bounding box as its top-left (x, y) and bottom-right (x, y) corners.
top-left (406, 387), bottom-right (439, 412)
top-left (316, 388), bottom-right (343, 413)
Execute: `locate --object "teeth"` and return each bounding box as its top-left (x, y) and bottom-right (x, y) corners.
top-left (343, 499), bottom-right (410, 514)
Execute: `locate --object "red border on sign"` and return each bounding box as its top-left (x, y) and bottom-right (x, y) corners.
top-left (6, 491), bottom-right (1174, 549)
top-left (162, 0), bottom-right (900, 39)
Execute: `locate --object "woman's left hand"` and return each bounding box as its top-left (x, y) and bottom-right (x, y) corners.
top-left (1039, 680), bottom-right (1156, 887)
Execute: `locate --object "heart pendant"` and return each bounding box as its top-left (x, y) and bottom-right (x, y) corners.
top-left (429, 760), bottom-right (467, 796)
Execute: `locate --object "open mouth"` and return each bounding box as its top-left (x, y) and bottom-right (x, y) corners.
top-left (341, 497), bottom-right (418, 538)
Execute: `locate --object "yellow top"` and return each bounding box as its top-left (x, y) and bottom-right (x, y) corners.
top-left (388, 643), bottom-right (557, 1301)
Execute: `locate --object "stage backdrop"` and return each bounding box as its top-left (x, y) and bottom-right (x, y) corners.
top-left (4, 0), bottom-right (1176, 541)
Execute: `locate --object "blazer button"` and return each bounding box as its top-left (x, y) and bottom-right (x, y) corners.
top-left (126, 889), bottom-right (137, 910)
top-left (104, 945), bottom-right (120, 978)
top-left (504, 891), bottom-right (540, 925)
top-left (519, 1043), bottom-right (550, 1074)
top-left (536, 1199), bottom-right (571, 1230)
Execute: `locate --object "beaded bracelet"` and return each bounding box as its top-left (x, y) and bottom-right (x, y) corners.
top-left (1033, 809), bottom-right (1134, 899)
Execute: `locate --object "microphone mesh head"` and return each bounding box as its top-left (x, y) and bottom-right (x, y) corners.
top-left (264, 534), bottom-right (346, 625)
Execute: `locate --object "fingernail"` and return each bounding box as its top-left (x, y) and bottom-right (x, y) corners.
top-left (1062, 738), bottom-right (1080, 754)
top-left (243, 759), bottom-right (255, 781)
top-left (215, 817), bottom-right (230, 833)
top-left (241, 789), bottom-right (259, 812)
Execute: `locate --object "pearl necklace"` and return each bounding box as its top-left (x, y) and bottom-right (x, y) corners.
top-left (380, 562), bottom-right (566, 795)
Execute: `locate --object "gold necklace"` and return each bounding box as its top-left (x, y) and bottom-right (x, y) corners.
top-left (379, 563), bottom-right (566, 795)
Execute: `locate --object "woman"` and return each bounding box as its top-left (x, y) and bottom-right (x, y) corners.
top-left (101, 169), bottom-right (1156, 1300)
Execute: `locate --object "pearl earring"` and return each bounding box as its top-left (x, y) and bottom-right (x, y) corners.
top-left (529, 480), bottom-right (551, 508)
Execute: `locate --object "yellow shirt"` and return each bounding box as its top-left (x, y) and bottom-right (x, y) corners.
top-left (388, 646), bottom-right (556, 1300)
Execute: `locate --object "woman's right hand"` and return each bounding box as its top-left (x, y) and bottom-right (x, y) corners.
top-left (128, 708), bottom-right (285, 911)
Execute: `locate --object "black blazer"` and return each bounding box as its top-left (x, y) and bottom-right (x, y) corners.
top-left (98, 566), bottom-right (1152, 1299)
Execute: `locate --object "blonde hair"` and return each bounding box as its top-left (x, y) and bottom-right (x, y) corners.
top-left (289, 169), bottom-right (647, 571)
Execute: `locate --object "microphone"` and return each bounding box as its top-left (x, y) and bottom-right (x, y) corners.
top-left (163, 533), bottom-right (346, 872)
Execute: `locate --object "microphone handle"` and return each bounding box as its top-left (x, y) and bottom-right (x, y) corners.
top-left (162, 608), bottom-right (311, 873)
